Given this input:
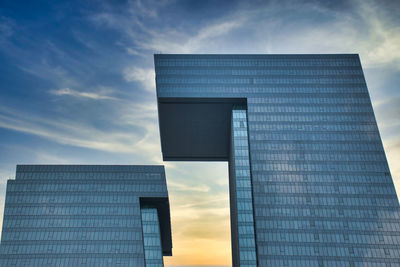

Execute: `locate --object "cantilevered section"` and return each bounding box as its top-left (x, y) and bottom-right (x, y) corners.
top-left (158, 97), bottom-right (245, 161)
top-left (154, 53), bottom-right (360, 161)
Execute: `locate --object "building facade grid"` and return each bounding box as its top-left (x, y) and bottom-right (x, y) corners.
top-left (0, 165), bottom-right (170, 267)
top-left (155, 54), bottom-right (400, 266)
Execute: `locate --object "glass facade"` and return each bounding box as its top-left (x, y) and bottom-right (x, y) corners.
top-left (0, 165), bottom-right (172, 267)
top-left (155, 54), bottom-right (400, 266)
top-left (141, 208), bottom-right (164, 267)
top-left (230, 106), bottom-right (257, 267)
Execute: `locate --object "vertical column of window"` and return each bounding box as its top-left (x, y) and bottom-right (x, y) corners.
top-left (141, 207), bottom-right (163, 267)
top-left (232, 107), bottom-right (257, 267)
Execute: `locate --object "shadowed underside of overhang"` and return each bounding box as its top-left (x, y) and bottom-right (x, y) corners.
top-left (158, 98), bottom-right (246, 161)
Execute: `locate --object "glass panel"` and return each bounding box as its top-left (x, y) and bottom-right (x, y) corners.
top-left (141, 207), bottom-right (163, 267)
top-left (231, 107), bottom-right (257, 267)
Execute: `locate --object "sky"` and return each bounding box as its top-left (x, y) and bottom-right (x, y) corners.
top-left (0, 0), bottom-right (399, 266)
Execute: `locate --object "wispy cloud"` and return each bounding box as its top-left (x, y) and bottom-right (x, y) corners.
top-left (0, 103), bottom-right (160, 162)
top-left (382, 136), bottom-right (400, 195)
top-left (374, 97), bottom-right (400, 129)
top-left (1, 1), bottom-right (400, 266)
top-left (49, 87), bottom-right (117, 100)
top-left (104, 0), bottom-right (400, 70)
top-left (356, 0), bottom-right (400, 68)
top-left (134, 17), bottom-right (246, 53)
top-left (129, 0), bottom-right (160, 19)
top-left (123, 67), bottom-right (155, 92)
top-left (167, 180), bottom-right (210, 193)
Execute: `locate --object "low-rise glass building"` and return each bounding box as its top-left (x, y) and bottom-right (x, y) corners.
top-left (0, 165), bottom-right (172, 266)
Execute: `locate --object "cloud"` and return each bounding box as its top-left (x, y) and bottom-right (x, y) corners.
top-left (374, 97), bottom-right (400, 129)
top-left (1, 1), bottom-right (400, 265)
top-left (167, 180), bottom-right (210, 193)
top-left (0, 103), bottom-right (161, 162)
top-left (356, 0), bottom-right (400, 68)
top-left (49, 87), bottom-right (117, 100)
top-left (0, 167), bottom-right (15, 240)
top-left (123, 67), bottom-right (155, 92)
top-left (88, 0), bottom-right (245, 54)
top-left (382, 136), bottom-right (400, 196)
top-left (105, 0), bottom-right (400, 71)
top-left (165, 187), bottom-right (231, 266)
top-left (130, 0), bottom-right (159, 18)
top-left (176, 196), bottom-right (229, 210)
top-left (134, 17), bottom-right (246, 53)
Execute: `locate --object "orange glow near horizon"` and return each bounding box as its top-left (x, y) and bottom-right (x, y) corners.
top-left (163, 162), bottom-right (232, 266)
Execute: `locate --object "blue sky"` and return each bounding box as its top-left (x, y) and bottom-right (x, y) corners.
top-left (0, 0), bottom-right (400, 265)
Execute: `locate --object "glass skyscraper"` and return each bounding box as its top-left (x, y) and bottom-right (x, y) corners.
top-left (154, 54), bottom-right (400, 266)
top-left (0, 165), bottom-right (172, 266)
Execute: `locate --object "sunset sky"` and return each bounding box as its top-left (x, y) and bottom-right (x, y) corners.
top-left (0, 0), bottom-right (399, 266)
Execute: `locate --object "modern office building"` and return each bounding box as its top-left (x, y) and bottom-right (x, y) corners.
top-left (154, 54), bottom-right (400, 266)
top-left (0, 165), bottom-right (172, 266)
